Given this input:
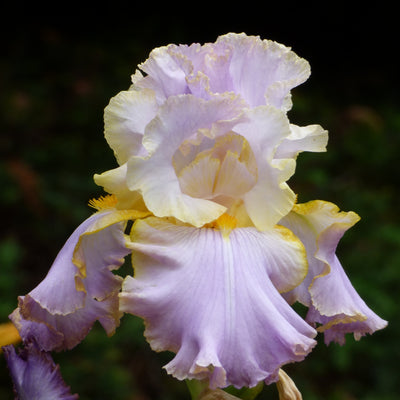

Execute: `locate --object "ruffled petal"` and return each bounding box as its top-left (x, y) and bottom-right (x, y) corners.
top-left (213, 150), bottom-right (257, 198)
top-left (3, 342), bottom-right (78, 400)
top-left (94, 164), bottom-right (149, 211)
top-left (104, 88), bottom-right (158, 164)
top-left (280, 200), bottom-right (388, 344)
top-left (233, 106), bottom-right (297, 229)
top-left (275, 124), bottom-right (328, 159)
top-left (305, 256), bottom-right (388, 345)
top-left (177, 152), bottom-right (221, 199)
top-left (126, 94), bottom-right (246, 227)
top-left (10, 208), bottom-right (148, 351)
top-left (98, 34), bottom-right (320, 229)
top-left (119, 218), bottom-right (316, 389)
top-left (10, 295), bottom-right (119, 352)
top-left (215, 33), bottom-right (311, 110)
top-left (134, 33), bottom-right (310, 110)
top-left (136, 46), bottom-right (191, 103)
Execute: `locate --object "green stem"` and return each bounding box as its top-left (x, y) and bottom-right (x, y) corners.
top-left (186, 379), bottom-right (209, 400)
top-left (224, 382), bottom-right (264, 400)
top-left (185, 379), bottom-right (264, 400)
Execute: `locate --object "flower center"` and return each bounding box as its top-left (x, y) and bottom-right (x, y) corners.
top-left (172, 132), bottom-right (258, 209)
top-left (203, 212), bottom-right (238, 238)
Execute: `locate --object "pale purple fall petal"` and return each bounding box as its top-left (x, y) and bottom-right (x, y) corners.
top-left (3, 342), bottom-right (78, 400)
top-left (305, 256), bottom-right (388, 345)
top-left (10, 208), bottom-right (148, 351)
top-left (119, 218), bottom-right (316, 389)
top-left (280, 200), bottom-right (387, 344)
top-left (10, 295), bottom-right (120, 352)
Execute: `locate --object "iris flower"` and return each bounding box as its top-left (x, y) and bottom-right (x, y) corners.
top-left (9, 33), bottom-right (387, 393)
top-left (3, 341), bottom-right (78, 400)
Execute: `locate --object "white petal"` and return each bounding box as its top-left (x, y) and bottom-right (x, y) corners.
top-left (94, 164), bottom-right (147, 211)
top-left (104, 88), bottom-right (158, 164)
top-left (275, 124), bottom-right (328, 159)
top-left (177, 152), bottom-right (220, 199)
top-left (126, 94), bottom-right (245, 227)
top-left (136, 46), bottom-right (190, 103)
top-left (214, 150), bottom-right (257, 198)
top-left (216, 33), bottom-right (310, 109)
top-left (233, 106), bottom-right (297, 229)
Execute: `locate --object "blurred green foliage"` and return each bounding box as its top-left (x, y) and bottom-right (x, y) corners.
top-left (1, 20), bottom-right (399, 400)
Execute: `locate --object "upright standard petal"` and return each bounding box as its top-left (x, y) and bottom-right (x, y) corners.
top-left (280, 200), bottom-right (388, 344)
top-left (126, 94), bottom-right (246, 227)
top-left (120, 218), bottom-right (316, 389)
top-left (104, 88), bottom-right (158, 164)
top-left (136, 46), bottom-right (191, 103)
top-left (275, 124), bottom-right (329, 160)
top-left (215, 33), bottom-right (311, 110)
top-left (233, 106), bottom-right (297, 229)
top-left (10, 205), bottom-right (149, 351)
top-left (134, 33), bottom-right (310, 110)
top-left (94, 164), bottom-right (149, 211)
top-left (3, 342), bottom-right (78, 400)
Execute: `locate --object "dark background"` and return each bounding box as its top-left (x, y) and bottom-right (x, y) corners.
top-left (1, 8), bottom-right (399, 400)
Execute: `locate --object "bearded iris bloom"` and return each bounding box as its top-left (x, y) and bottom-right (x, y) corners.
top-left (8, 33), bottom-right (387, 395)
top-left (3, 341), bottom-right (78, 400)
